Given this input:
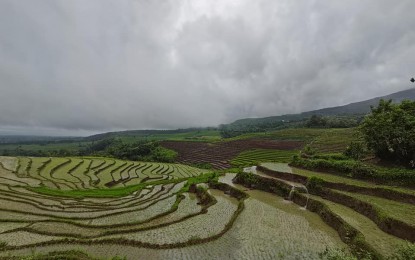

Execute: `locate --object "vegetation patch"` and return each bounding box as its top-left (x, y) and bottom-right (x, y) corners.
top-left (27, 176), bottom-right (192, 198)
top-left (259, 163), bottom-right (415, 204)
top-left (291, 156), bottom-right (415, 187)
top-left (231, 149), bottom-right (298, 167)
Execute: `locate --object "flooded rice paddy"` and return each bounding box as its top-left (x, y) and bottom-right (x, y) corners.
top-left (0, 170), bottom-right (346, 259)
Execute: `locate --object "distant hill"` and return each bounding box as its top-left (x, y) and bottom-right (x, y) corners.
top-left (2, 89), bottom-right (414, 144)
top-left (85, 127), bottom-right (219, 141)
top-left (88, 88), bottom-right (415, 140)
top-left (0, 135), bottom-right (81, 144)
top-left (229, 88), bottom-right (415, 127)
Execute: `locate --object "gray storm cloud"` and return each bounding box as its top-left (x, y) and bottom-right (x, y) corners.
top-left (0, 0), bottom-right (414, 135)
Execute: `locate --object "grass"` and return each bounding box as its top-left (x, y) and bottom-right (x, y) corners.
top-left (291, 156), bottom-right (415, 188)
top-left (28, 177), bottom-right (185, 198)
top-left (1, 127), bottom-right (414, 259)
top-left (0, 249), bottom-right (125, 260)
top-left (336, 190), bottom-right (415, 226)
top-left (309, 194), bottom-right (408, 257)
top-left (295, 165), bottom-right (415, 196)
top-left (28, 172), bottom-right (216, 198)
top-left (310, 128), bottom-right (358, 153)
top-left (19, 157), bottom-right (208, 189)
top-left (231, 149), bottom-right (298, 167)
top-left (260, 163), bottom-right (415, 197)
top-left (224, 128), bottom-right (356, 142)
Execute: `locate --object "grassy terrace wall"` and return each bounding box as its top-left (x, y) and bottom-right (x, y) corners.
top-left (257, 165), bottom-right (415, 243)
top-left (290, 156), bottom-right (415, 187)
top-left (318, 188), bottom-right (415, 243)
top-left (234, 171), bottom-right (382, 259)
top-left (257, 165), bottom-right (415, 205)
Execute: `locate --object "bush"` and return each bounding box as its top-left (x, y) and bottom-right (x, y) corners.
top-left (303, 144), bottom-right (317, 156)
top-left (306, 176), bottom-right (325, 194)
top-left (152, 146), bottom-right (177, 163)
top-left (291, 156), bottom-right (415, 186)
top-left (344, 141), bottom-right (366, 160)
top-left (234, 171), bottom-right (259, 186)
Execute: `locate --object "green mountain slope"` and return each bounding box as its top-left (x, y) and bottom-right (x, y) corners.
top-left (229, 88), bottom-right (415, 127)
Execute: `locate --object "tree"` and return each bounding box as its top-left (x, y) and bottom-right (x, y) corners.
top-left (306, 115), bottom-right (327, 128)
top-left (344, 141), bottom-right (366, 160)
top-left (360, 99), bottom-right (415, 167)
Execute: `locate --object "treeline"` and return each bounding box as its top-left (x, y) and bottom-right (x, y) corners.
top-left (86, 127), bottom-right (217, 141)
top-left (1, 148), bottom-right (75, 157)
top-left (0, 137), bottom-right (81, 145)
top-left (294, 99), bottom-right (415, 178)
top-left (79, 138), bottom-right (177, 162)
top-left (1, 138), bottom-right (177, 163)
top-left (305, 115), bottom-right (361, 128)
top-left (219, 115), bottom-right (360, 138)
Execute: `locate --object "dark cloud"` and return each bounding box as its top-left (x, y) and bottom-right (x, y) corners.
top-left (0, 0), bottom-right (414, 135)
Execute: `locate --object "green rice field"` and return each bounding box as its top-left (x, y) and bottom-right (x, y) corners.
top-left (231, 149), bottom-right (298, 167)
top-left (0, 156), bottom-right (413, 259)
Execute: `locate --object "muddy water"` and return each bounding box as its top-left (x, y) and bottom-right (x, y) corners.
top-left (260, 163), bottom-right (293, 173)
top-left (3, 173), bottom-right (345, 259)
top-left (243, 165), bottom-right (300, 187)
top-left (0, 156), bottom-right (18, 171)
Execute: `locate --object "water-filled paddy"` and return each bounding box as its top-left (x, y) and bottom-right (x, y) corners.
top-left (2, 156), bottom-right (412, 259)
top-left (1, 173), bottom-right (346, 259)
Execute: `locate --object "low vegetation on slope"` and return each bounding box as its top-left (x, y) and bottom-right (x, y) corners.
top-left (231, 149), bottom-right (298, 167)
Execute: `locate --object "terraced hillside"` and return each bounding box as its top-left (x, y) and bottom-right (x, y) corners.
top-left (242, 163), bottom-right (415, 258)
top-left (162, 139), bottom-right (303, 169)
top-left (1, 155), bottom-right (413, 259)
top-left (0, 155), bottom-right (350, 259)
top-left (231, 149), bottom-right (298, 167)
top-left (0, 156), bottom-right (240, 251)
top-left (0, 156), bottom-right (207, 190)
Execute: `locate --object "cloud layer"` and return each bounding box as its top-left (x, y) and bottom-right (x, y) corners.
top-left (0, 0), bottom-right (414, 135)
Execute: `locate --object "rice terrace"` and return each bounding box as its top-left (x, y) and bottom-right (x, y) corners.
top-left (1, 1), bottom-right (415, 259)
top-left (0, 123), bottom-right (414, 259)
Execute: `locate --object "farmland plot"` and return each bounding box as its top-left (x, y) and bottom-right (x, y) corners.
top-left (2, 155), bottom-right (408, 259)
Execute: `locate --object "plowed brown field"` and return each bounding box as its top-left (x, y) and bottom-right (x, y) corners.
top-left (161, 139), bottom-right (303, 169)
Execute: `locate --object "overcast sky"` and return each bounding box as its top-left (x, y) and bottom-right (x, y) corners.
top-left (0, 0), bottom-right (414, 136)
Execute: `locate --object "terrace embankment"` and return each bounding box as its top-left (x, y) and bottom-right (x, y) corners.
top-left (1, 174), bottom-right (346, 260)
top-left (233, 170), bottom-right (395, 259)
top-left (246, 164), bottom-right (415, 258)
top-left (258, 163), bottom-right (415, 205)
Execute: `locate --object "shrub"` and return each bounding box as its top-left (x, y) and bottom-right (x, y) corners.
top-left (152, 146), bottom-right (177, 163)
top-left (235, 171), bottom-right (259, 186)
top-left (306, 176), bottom-right (325, 194)
top-left (314, 153), bottom-right (350, 161)
top-left (291, 156), bottom-right (415, 186)
top-left (344, 141), bottom-right (366, 160)
top-left (303, 144), bottom-right (317, 156)
top-left (390, 241), bottom-right (415, 260)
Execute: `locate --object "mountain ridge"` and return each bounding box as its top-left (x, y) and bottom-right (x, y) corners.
top-left (230, 88), bottom-right (415, 126)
